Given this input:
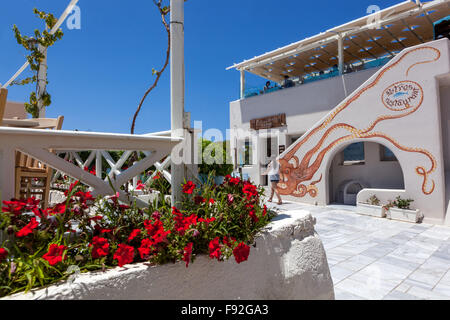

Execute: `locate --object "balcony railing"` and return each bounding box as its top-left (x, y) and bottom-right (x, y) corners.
top-left (242, 56), bottom-right (393, 100)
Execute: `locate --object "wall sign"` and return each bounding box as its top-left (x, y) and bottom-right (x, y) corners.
top-left (250, 113), bottom-right (286, 130)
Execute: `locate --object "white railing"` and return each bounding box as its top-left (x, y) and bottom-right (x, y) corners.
top-left (0, 127), bottom-right (182, 207)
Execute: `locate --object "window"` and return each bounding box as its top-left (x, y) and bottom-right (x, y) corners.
top-left (343, 142), bottom-right (365, 165)
top-left (238, 139), bottom-right (252, 166)
top-left (380, 145), bottom-right (398, 162)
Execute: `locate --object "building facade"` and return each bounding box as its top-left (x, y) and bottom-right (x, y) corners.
top-left (228, 0), bottom-right (450, 224)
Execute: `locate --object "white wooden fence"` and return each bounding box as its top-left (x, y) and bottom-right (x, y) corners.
top-left (0, 127), bottom-right (182, 207)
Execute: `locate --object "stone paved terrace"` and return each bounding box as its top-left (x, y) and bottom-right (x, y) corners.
top-left (265, 201), bottom-right (450, 300)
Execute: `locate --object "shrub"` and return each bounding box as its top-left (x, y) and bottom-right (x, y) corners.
top-left (198, 139), bottom-right (234, 177)
top-left (0, 175), bottom-right (274, 297)
top-left (366, 195), bottom-right (380, 206)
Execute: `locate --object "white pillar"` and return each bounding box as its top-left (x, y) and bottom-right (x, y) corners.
top-left (240, 69), bottom-right (245, 99)
top-left (37, 44), bottom-right (48, 118)
top-left (170, 0), bottom-right (185, 207)
top-left (338, 34), bottom-right (344, 75)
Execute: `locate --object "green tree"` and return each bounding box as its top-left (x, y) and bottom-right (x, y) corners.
top-left (12, 8), bottom-right (64, 118)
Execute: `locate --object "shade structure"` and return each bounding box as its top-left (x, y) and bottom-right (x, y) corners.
top-left (227, 0), bottom-right (450, 83)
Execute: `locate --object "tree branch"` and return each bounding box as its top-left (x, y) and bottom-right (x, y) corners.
top-left (130, 1), bottom-right (171, 134)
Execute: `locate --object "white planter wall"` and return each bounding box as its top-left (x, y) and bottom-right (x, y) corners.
top-left (3, 210), bottom-right (334, 300)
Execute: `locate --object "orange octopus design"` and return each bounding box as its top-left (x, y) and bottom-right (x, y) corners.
top-left (277, 46), bottom-right (441, 198)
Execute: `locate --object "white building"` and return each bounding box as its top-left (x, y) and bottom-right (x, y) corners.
top-left (228, 0), bottom-right (450, 225)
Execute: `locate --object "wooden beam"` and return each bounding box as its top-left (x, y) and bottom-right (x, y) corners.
top-left (0, 88), bottom-right (7, 126)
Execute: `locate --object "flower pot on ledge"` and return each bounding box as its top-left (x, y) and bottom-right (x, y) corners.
top-left (385, 207), bottom-right (423, 223)
top-left (356, 203), bottom-right (386, 218)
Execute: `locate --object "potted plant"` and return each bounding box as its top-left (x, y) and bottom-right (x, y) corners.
top-left (383, 196), bottom-right (423, 223)
top-left (357, 195), bottom-right (386, 218)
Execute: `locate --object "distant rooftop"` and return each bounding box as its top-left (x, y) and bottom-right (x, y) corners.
top-left (227, 0), bottom-right (450, 83)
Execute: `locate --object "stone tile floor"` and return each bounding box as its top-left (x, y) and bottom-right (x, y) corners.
top-left (266, 201), bottom-right (450, 300)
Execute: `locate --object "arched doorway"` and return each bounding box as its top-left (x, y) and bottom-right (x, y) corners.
top-left (327, 141), bottom-right (405, 205)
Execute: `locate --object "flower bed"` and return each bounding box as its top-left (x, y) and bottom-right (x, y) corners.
top-left (0, 175), bottom-right (275, 298)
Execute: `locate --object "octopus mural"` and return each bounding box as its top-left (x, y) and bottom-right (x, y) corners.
top-left (277, 46), bottom-right (441, 198)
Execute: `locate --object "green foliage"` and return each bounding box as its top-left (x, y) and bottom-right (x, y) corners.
top-left (0, 175), bottom-right (275, 297)
top-left (12, 8), bottom-right (64, 118)
top-left (198, 139), bottom-right (234, 177)
top-left (384, 196), bottom-right (414, 210)
top-left (367, 195), bottom-right (380, 206)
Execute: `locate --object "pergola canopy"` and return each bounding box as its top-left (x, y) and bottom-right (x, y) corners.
top-left (227, 0), bottom-right (450, 83)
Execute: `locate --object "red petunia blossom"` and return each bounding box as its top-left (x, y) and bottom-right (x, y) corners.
top-left (43, 244), bottom-right (67, 266)
top-left (208, 199), bottom-right (215, 204)
top-left (100, 228), bottom-right (114, 234)
top-left (16, 217), bottom-right (39, 237)
top-left (64, 180), bottom-right (80, 196)
top-left (182, 181), bottom-right (196, 194)
top-left (225, 174), bottom-right (241, 185)
top-left (233, 242), bottom-right (250, 264)
top-left (208, 237), bottom-right (222, 261)
top-left (136, 180), bottom-right (146, 190)
top-left (128, 229), bottom-right (141, 242)
top-left (249, 210), bottom-right (259, 223)
top-left (182, 242), bottom-right (193, 268)
top-left (0, 248), bottom-right (8, 262)
top-left (242, 183), bottom-right (258, 200)
top-left (113, 244), bottom-right (135, 267)
top-left (263, 205), bottom-right (268, 217)
top-left (48, 203), bottom-right (66, 215)
top-left (88, 215), bottom-right (103, 222)
top-left (198, 217), bottom-right (216, 225)
top-left (153, 172), bottom-right (161, 180)
top-left (223, 236), bottom-right (237, 248)
top-left (90, 236), bottom-right (109, 259)
top-left (144, 220), bottom-right (170, 244)
top-left (194, 196), bottom-right (206, 205)
top-left (138, 238), bottom-right (154, 259)
top-left (152, 211), bottom-right (161, 220)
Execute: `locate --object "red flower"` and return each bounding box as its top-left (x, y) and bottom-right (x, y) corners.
top-left (233, 242), bottom-right (250, 264)
top-left (0, 248), bottom-right (8, 262)
top-left (227, 176), bottom-right (240, 185)
top-left (208, 237), bottom-right (222, 261)
top-left (144, 220), bottom-right (170, 244)
top-left (198, 217), bottom-right (216, 225)
top-left (48, 203), bottom-right (66, 215)
top-left (153, 173), bottom-right (161, 180)
top-left (182, 242), bottom-right (193, 268)
top-left (208, 199), bottom-right (215, 204)
top-left (263, 205), bottom-right (267, 217)
top-left (138, 238), bottom-right (154, 259)
top-left (128, 229), bottom-right (141, 242)
top-left (16, 217), bottom-right (39, 237)
top-left (182, 181), bottom-right (196, 194)
top-left (152, 211), bottom-right (161, 220)
top-left (100, 228), bottom-right (114, 234)
top-left (136, 180), bottom-right (146, 190)
top-left (91, 236), bottom-right (109, 259)
top-left (242, 183), bottom-right (258, 200)
top-left (223, 236), bottom-right (237, 248)
top-left (43, 244), bottom-right (67, 266)
top-left (113, 244), bottom-right (135, 267)
top-left (194, 196), bottom-right (206, 205)
top-left (249, 210), bottom-right (259, 223)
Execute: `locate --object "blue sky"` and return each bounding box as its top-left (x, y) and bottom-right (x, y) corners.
top-left (0, 0), bottom-right (402, 135)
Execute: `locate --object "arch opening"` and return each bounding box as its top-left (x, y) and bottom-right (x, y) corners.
top-left (326, 141), bottom-right (405, 205)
